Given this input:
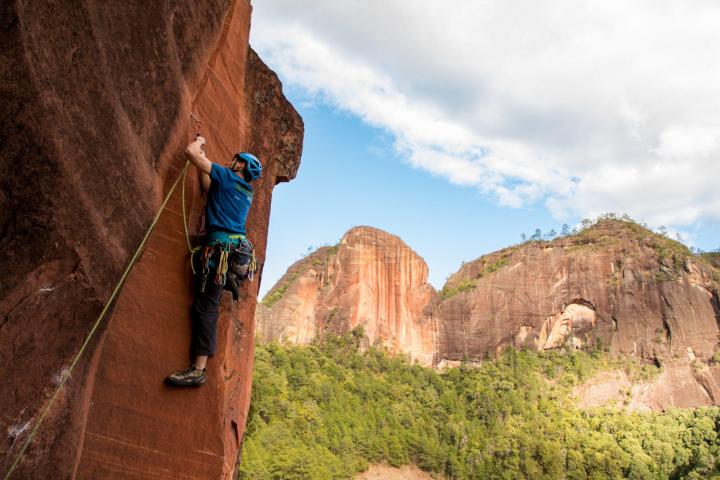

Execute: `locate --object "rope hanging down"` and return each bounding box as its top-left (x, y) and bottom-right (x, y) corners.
top-left (3, 157), bottom-right (192, 480)
top-left (5, 1), bottom-right (238, 473)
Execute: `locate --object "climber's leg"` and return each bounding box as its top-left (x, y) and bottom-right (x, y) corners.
top-left (165, 274), bottom-right (223, 387)
top-left (194, 355), bottom-right (208, 370)
top-left (190, 274), bottom-right (224, 360)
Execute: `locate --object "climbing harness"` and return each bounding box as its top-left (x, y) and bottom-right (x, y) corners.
top-left (195, 231), bottom-right (257, 300)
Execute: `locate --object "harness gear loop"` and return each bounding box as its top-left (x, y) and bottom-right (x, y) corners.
top-left (249, 253), bottom-right (257, 281)
top-left (216, 246), bottom-right (229, 286)
top-left (200, 245), bottom-right (215, 293)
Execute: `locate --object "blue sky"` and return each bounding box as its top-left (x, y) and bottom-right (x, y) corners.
top-left (252, 1), bottom-right (720, 296)
top-left (262, 91), bottom-right (554, 295)
top-left (260, 87), bottom-right (719, 296)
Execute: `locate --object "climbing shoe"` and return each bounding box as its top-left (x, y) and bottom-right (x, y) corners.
top-left (165, 365), bottom-right (206, 387)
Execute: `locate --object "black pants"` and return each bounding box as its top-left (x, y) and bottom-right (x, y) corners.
top-left (190, 271), bottom-right (224, 357)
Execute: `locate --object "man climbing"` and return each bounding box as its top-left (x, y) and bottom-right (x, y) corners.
top-left (165, 134), bottom-right (262, 387)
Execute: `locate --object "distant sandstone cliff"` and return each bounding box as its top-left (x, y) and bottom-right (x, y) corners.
top-left (256, 226), bottom-right (437, 365)
top-left (439, 220), bottom-right (719, 361)
top-left (438, 220), bottom-right (720, 409)
top-left (257, 221), bottom-right (720, 408)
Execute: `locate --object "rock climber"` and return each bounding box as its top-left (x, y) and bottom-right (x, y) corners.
top-left (165, 135), bottom-right (262, 387)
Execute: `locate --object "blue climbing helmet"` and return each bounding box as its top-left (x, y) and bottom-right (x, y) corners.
top-left (232, 152), bottom-right (262, 182)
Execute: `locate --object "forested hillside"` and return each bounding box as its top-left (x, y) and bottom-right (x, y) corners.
top-left (239, 330), bottom-right (720, 479)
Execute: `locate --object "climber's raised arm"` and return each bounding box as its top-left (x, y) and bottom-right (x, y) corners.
top-left (185, 135), bottom-right (212, 175)
top-left (199, 170), bottom-right (211, 192)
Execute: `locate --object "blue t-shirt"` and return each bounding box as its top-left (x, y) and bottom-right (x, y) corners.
top-left (205, 164), bottom-right (253, 234)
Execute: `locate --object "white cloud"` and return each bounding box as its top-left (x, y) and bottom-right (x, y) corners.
top-left (655, 125), bottom-right (720, 160)
top-left (250, 0), bottom-right (720, 229)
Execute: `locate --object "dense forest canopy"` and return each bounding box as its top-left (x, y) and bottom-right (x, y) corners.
top-left (239, 330), bottom-right (720, 479)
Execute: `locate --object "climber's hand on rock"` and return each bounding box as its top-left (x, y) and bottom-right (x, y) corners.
top-left (197, 135), bottom-right (206, 153)
top-left (186, 136), bottom-right (206, 157)
top-left (186, 136), bottom-right (212, 175)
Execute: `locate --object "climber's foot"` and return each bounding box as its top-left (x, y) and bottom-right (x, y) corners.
top-left (165, 365), bottom-right (206, 387)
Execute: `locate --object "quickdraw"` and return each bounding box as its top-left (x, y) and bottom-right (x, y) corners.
top-left (190, 112), bottom-right (202, 136)
top-left (200, 245), bottom-right (215, 293)
top-left (215, 245), bottom-right (230, 286)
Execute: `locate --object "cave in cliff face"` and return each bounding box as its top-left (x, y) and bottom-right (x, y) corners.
top-left (0, 1), bottom-right (303, 478)
top-left (512, 302), bottom-right (598, 351)
top-left (537, 302), bottom-right (597, 350)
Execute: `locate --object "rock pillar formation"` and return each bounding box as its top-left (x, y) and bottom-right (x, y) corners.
top-left (257, 227), bottom-right (437, 365)
top-left (0, 1), bottom-right (303, 478)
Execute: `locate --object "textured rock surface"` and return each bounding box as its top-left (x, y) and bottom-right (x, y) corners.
top-left (0, 1), bottom-right (303, 478)
top-left (575, 361), bottom-right (720, 411)
top-left (573, 370), bottom-right (651, 411)
top-left (437, 220), bottom-right (720, 365)
top-left (257, 227), bottom-right (437, 365)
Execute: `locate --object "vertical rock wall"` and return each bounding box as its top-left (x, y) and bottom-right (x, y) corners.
top-left (332, 227), bottom-right (437, 365)
top-left (0, 1), bottom-right (303, 478)
top-left (257, 227), bottom-right (438, 366)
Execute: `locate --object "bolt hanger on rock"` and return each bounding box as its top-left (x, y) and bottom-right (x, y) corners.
top-left (190, 112), bottom-right (202, 136)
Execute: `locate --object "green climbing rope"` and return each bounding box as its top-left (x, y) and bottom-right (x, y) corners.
top-left (3, 160), bottom-right (191, 480)
top-left (181, 159), bottom-right (203, 275)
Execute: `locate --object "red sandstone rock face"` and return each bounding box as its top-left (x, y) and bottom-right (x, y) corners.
top-left (257, 227), bottom-right (438, 365)
top-left (0, 1), bottom-right (303, 478)
top-left (574, 361), bottom-right (720, 410)
top-left (436, 220), bottom-right (720, 364)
